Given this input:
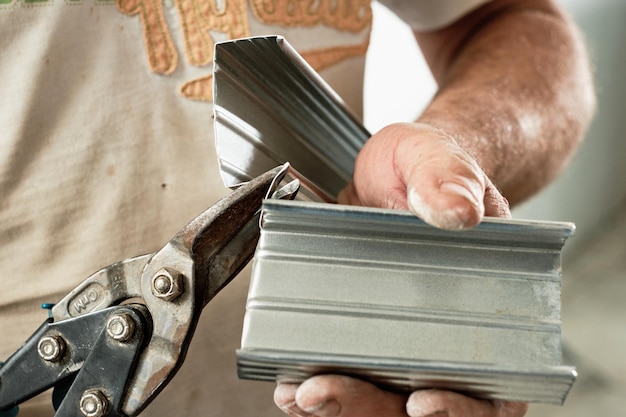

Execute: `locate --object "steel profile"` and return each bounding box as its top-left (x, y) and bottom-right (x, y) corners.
top-left (213, 36), bottom-right (370, 201)
top-left (237, 199), bottom-right (577, 405)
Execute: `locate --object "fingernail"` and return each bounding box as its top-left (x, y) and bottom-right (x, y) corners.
top-left (439, 181), bottom-right (484, 228)
top-left (439, 181), bottom-right (480, 207)
top-left (408, 187), bottom-right (479, 230)
top-left (407, 404), bottom-right (448, 417)
top-left (302, 399), bottom-right (341, 417)
top-left (279, 401), bottom-right (313, 417)
top-left (423, 412), bottom-right (448, 417)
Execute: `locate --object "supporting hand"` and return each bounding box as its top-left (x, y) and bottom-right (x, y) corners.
top-left (275, 376), bottom-right (528, 417)
top-left (338, 122), bottom-right (511, 229)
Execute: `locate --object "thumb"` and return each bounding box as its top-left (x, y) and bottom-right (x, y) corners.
top-left (395, 125), bottom-right (487, 229)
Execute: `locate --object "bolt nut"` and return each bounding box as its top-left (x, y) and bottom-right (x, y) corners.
top-left (80, 389), bottom-right (108, 417)
top-left (106, 313), bottom-right (135, 342)
top-left (151, 268), bottom-right (184, 301)
top-left (37, 335), bottom-right (65, 362)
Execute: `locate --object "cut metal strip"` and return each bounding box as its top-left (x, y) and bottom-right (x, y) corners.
top-left (213, 36), bottom-right (370, 200)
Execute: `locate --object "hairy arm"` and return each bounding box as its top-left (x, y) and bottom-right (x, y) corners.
top-left (339, 0), bottom-right (595, 229)
top-left (414, 0), bottom-right (595, 205)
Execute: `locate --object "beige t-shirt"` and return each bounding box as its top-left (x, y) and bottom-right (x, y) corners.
top-left (0, 0), bottom-right (487, 415)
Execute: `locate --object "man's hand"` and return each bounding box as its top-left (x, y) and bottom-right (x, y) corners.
top-left (338, 122), bottom-right (511, 229)
top-left (273, 123), bottom-right (518, 417)
top-left (274, 123), bottom-right (521, 417)
top-left (272, 123), bottom-right (520, 417)
top-left (275, 376), bottom-right (528, 417)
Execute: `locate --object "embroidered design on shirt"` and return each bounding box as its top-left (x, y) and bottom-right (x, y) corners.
top-left (180, 74), bottom-right (214, 101)
top-left (117, 0), bottom-right (179, 74)
top-left (176, 0), bottom-right (249, 68)
top-left (116, 0), bottom-right (371, 101)
top-left (117, 0), bottom-right (250, 77)
top-left (250, 0), bottom-right (371, 32)
top-left (301, 41), bottom-right (369, 74)
top-left (0, 0), bottom-right (93, 7)
top-left (178, 38), bottom-right (369, 102)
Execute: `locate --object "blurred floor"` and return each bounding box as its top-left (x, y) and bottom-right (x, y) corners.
top-left (527, 200), bottom-right (626, 417)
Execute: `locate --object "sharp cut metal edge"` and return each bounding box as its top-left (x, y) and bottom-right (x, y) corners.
top-left (213, 36), bottom-right (370, 201)
top-left (238, 200), bottom-right (577, 405)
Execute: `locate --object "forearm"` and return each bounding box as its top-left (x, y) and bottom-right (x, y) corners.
top-left (414, 0), bottom-right (596, 205)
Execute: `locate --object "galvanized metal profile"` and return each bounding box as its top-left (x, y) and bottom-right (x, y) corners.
top-left (213, 36), bottom-right (370, 200)
top-left (237, 199), bottom-right (577, 405)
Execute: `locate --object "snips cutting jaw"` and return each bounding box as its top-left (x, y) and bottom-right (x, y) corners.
top-left (0, 163), bottom-right (296, 417)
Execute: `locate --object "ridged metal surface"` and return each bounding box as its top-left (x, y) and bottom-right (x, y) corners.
top-left (213, 36), bottom-right (370, 200)
top-left (237, 351), bottom-right (576, 405)
top-left (238, 200), bottom-right (577, 404)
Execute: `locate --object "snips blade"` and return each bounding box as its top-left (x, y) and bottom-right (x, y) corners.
top-left (0, 164), bottom-right (293, 417)
top-left (119, 163), bottom-right (293, 415)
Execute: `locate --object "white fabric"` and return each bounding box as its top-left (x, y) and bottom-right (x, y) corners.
top-left (377, 0), bottom-right (493, 30)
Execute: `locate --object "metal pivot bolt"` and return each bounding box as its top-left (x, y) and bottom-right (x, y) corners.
top-left (151, 268), bottom-right (184, 301)
top-left (80, 389), bottom-right (108, 417)
top-left (37, 335), bottom-right (65, 362)
top-left (106, 313), bottom-right (135, 342)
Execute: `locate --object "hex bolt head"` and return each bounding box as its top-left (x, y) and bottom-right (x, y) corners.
top-left (80, 389), bottom-right (108, 417)
top-left (106, 313), bottom-right (135, 342)
top-left (37, 335), bottom-right (65, 362)
top-left (151, 268), bottom-right (184, 301)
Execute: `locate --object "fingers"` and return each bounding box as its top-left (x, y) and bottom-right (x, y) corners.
top-left (274, 376), bottom-right (408, 417)
top-left (337, 181), bottom-right (362, 207)
top-left (340, 122), bottom-right (510, 229)
top-left (407, 390), bottom-right (528, 417)
top-left (396, 125), bottom-right (487, 229)
top-left (275, 378), bottom-right (529, 417)
top-left (483, 178), bottom-right (511, 219)
top-left (275, 383), bottom-right (312, 417)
